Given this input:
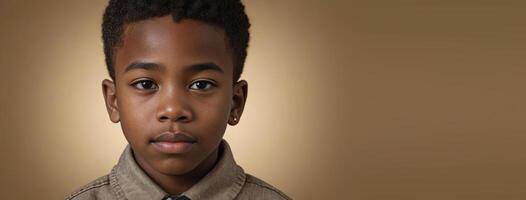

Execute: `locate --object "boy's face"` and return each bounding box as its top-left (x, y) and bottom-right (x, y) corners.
top-left (102, 16), bottom-right (247, 176)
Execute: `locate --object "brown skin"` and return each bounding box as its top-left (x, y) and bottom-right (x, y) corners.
top-left (101, 16), bottom-right (248, 195)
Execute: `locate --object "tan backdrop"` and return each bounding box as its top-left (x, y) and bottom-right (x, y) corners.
top-left (1, 0), bottom-right (525, 199)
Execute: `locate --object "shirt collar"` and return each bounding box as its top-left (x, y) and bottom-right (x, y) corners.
top-left (110, 140), bottom-right (246, 200)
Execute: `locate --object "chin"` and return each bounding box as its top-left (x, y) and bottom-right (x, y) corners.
top-left (155, 157), bottom-right (199, 176)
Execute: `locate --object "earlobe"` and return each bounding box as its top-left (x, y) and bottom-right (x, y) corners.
top-left (102, 79), bottom-right (120, 123)
top-left (228, 80), bottom-right (248, 126)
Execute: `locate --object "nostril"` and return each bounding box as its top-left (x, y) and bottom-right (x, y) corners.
top-left (159, 115), bottom-right (189, 121)
top-left (177, 116), bottom-right (188, 121)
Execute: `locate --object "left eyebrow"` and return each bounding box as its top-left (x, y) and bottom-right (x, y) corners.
top-left (185, 62), bottom-right (224, 74)
top-left (124, 61), bottom-right (162, 72)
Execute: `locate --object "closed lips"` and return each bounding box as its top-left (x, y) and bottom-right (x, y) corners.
top-left (151, 132), bottom-right (197, 154)
top-left (152, 131), bottom-right (197, 143)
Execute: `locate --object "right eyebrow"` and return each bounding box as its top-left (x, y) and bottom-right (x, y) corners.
top-left (124, 61), bottom-right (162, 72)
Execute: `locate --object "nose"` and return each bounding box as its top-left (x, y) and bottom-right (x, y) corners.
top-left (156, 87), bottom-right (193, 123)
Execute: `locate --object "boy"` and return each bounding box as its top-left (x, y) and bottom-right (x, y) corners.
top-left (65, 0), bottom-right (290, 199)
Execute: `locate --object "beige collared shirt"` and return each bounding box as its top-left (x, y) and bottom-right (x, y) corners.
top-left (65, 141), bottom-right (290, 200)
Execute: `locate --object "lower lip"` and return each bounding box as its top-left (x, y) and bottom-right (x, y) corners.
top-left (152, 141), bottom-right (195, 154)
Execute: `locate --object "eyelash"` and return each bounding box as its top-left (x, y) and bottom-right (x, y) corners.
top-left (189, 80), bottom-right (215, 90)
top-left (131, 79), bottom-right (158, 90)
top-left (130, 79), bottom-right (216, 91)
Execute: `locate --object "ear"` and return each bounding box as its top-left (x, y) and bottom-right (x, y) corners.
top-left (228, 80), bottom-right (248, 125)
top-left (102, 79), bottom-right (120, 123)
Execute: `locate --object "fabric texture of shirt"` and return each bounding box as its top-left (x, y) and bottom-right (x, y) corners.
top-left (65, 140), bottom-right (290, 200)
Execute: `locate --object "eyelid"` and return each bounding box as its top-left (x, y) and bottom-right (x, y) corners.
top-left (192, 78), bottom-right (217, 85)
top-left (189, 79), bottom-right (217, 90)
top-left (130, 78), bottom-right (159, 90)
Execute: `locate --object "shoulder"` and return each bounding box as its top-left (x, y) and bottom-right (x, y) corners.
top-left (237, 173), bottom-right (292, 200)
top-left (64, 175), bottom-right (116, 200)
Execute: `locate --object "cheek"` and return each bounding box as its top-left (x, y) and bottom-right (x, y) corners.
top-left (117, 92), bottom-right (157, 142)
top-left (194, 92), bottom-right (231, 134)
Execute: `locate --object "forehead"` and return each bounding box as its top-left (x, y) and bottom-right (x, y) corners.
top-left (114, 16), bottom-right (233, 74)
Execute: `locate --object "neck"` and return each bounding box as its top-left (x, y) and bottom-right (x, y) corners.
top-left (134, 148), bottom-right (220, 195)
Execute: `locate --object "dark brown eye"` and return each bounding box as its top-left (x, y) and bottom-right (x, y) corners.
top-left (132, 80), bottom-right (158, 90)
top-left (189, 80), bottom-right (213, 90)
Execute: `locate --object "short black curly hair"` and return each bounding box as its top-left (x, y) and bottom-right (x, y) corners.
top-left (102, 0), bottom-right (251, 82)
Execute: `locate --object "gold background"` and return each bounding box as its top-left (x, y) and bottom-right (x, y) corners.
top-left (1, 0), bottom-right (525, 199)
